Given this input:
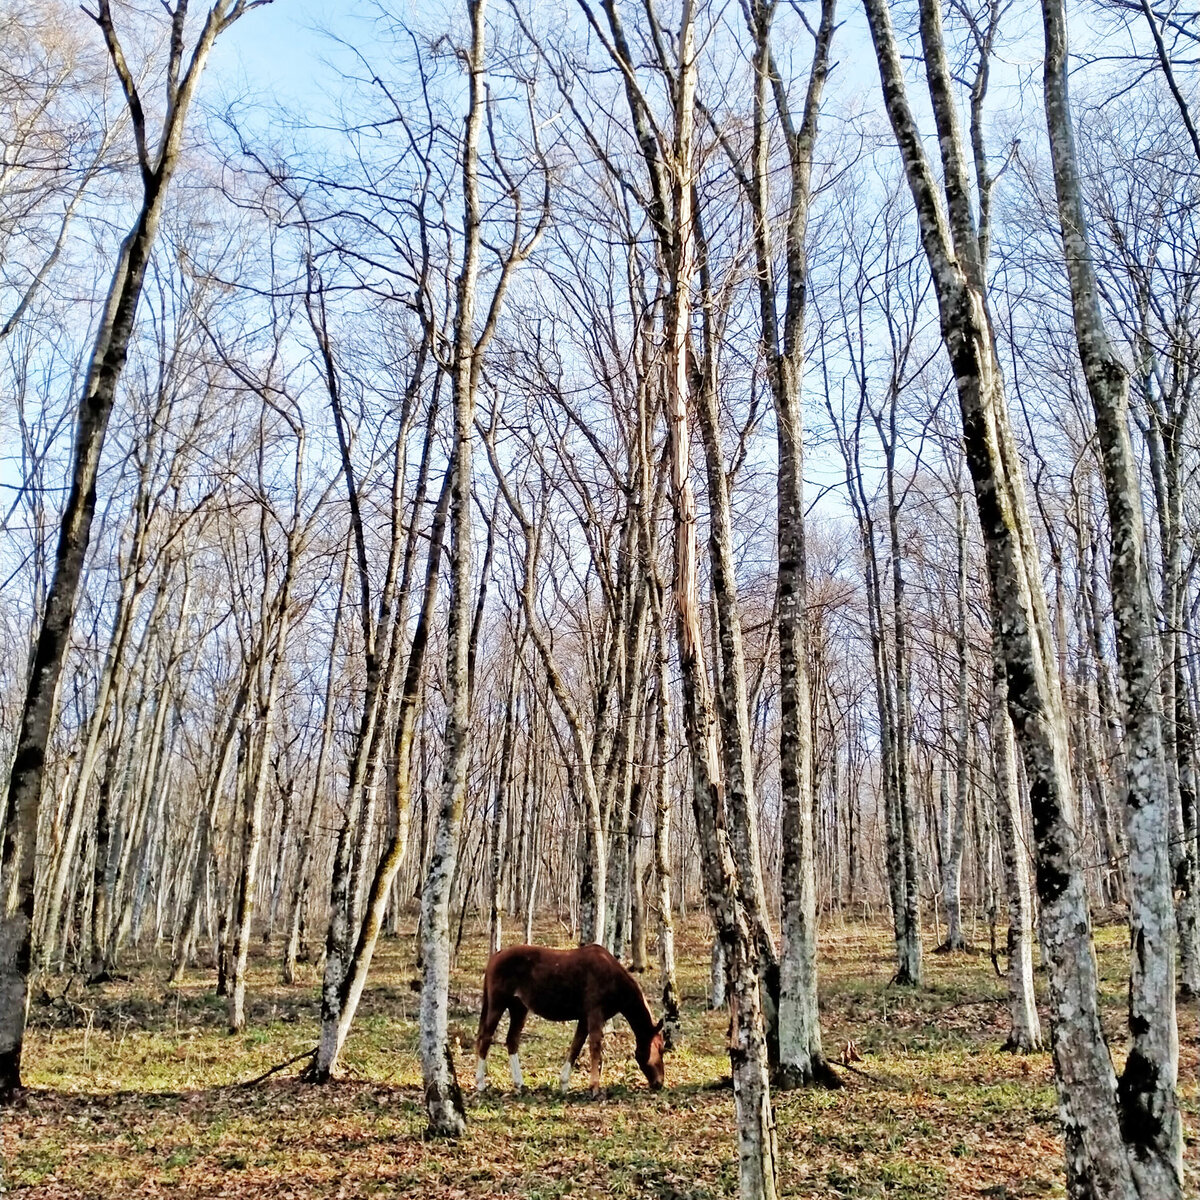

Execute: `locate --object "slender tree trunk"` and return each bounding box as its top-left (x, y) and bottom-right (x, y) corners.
top-left (735, 0), bottom-right (838, 1089)
top-left (992, 639), bottom-right (1042, 1052)
top-left (284, 544), bottom-right (351, 985)
top-left (489, 639), bottom-right (522, 958)
top-left (646, 557), bottom-right (681, 1047)
top-left (171, 666), bottom-right (255, 985)
top-left (38, 545), bottom-right (148, 969)
top-left (313, 469), bottom-right (451, 1077)
top-left (657, 6), bottom-right (778, 1191)
top-left (229, 533), bottom-right (295, 1032)
top-left (420, 0), bottom-right (501, 1137)
top-left (883, 429), bottom-right (922, 985)
top-left (941, 491), bottom-right (970, 952)
top-left (1142, 400), bottom-right (1200, 993)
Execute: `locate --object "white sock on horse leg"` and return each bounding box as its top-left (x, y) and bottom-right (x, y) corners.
top-left (560, 1061), bottom-right (571, 1092)
top-left (509, 1053), bottom-right (523, 1089)
top-left (476, 1057), bottom-right (487, 1092)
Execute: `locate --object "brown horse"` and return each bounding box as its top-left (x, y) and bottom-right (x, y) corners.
top-left (474, 943), bottom-right (665, 1095)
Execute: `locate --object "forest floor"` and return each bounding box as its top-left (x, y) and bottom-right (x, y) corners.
top-left (4, 914), bottom-right (1198, 1199)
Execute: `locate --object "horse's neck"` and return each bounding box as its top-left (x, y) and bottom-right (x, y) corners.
top-left (617, 978), bottom-right (654, 1041)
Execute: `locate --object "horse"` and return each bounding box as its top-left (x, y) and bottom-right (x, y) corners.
top-left (474, 942), bottom-right (665, 1096)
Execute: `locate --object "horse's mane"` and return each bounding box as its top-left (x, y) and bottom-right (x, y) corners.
top-left (589, 944), bottom-right (658, 1042)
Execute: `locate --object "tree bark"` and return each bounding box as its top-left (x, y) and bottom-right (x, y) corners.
top-left (658, 5), bottom-right (778, 1192)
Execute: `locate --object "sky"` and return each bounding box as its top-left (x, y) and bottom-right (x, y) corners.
top-left (0, 0), bottom-right (1129, 578)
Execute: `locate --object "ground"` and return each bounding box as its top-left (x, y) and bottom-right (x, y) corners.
top-left (4, 915), bottom-right (1197, 1199)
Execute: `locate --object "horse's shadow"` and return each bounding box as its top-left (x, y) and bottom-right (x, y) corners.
top-left (472, 1077), bottom-right (716, 1107)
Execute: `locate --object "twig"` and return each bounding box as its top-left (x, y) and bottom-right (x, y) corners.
top-left (239, 1046), bottom-right (316, 1088)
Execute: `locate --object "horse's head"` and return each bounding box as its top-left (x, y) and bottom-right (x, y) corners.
top-left (636, 1020), bottom-right (666, 1090)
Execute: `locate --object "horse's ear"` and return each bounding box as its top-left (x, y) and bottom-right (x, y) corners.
top-left (654, 1020), bottom-right (664, 1036)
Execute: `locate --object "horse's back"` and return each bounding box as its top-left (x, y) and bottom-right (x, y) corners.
top-left (484, 943), bottom-right (626, 1022)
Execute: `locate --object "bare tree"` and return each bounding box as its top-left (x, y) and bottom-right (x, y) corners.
top-left (420, 0), bottom-right (546, 1137)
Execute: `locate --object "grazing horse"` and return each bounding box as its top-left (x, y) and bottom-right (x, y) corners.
top-left (474, 943), bottom-right (665, 1095)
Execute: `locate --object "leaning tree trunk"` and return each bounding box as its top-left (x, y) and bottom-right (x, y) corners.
top-left (690, 233), bottom-right (775, 982)
top-left (314, 470), bottom-right (451, 1078)
top-left (0, 0), bottom-right (260, 1098)
top-left (38, 521), bottom-right (149, 970)
top-left (171, 651), bottom-right (257, 984)
top-left (282, 546), bottom-right (351, 986)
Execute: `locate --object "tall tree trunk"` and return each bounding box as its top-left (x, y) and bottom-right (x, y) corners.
top-left (489, 637), bottom-right (522, 958)
top-left (1141, 395), bottom-right (1200, 994)
top-left (737, 0), bottom-right (838, 1089)
top-left (861, 0), bottom-right (1152, 1191)
top-left (229, 511), bottom-right (297, 1033)
top-left (881, 421), bottom-right (922, 985)
top-left (38, 535), bottom-right (148, 969)
top-left (1039, 4), bottom-right (1181, 1188)
top-left (649, 595), bottom-right (681, 1048)
top-left (420, 0), bottom-right (542, 1134)
top-left (657, 5), bottom-right (778, 1191)
top-left (171, 662), bottom-right (256, 985)
top-left (313, 470), bottom-right (451, 1078)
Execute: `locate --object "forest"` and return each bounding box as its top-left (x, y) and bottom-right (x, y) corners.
top-left (0, 0), bottom-right (1198, 1197)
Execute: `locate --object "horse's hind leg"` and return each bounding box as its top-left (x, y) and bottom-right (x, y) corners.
top-left (505, 1000), bottom-right (529, 1089)
top-left (587, 1012), bottom-right (605, 1097)
top-left (561, 1019), bottom-right (587, 1092)
top-left (475, 986), bottom-right (506, 1092)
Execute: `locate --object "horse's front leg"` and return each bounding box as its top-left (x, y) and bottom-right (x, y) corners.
top-left (561, 1019), bottom-right (587, 1093)
top-left (475, 990), bottom-right (506, 1092)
